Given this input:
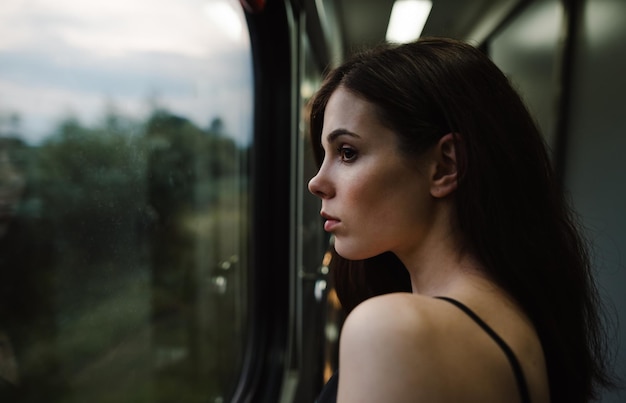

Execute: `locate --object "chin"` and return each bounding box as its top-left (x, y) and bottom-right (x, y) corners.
top-left (333, 240), bottom-right (378, 261)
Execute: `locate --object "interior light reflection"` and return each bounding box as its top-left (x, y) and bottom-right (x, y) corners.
top-left (386, 0), bottom-right (432, 44)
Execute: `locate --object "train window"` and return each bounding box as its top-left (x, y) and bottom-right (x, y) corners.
top-left (0, 1), bottom-right (252, 402)
top-left (292, 32), bottom-right (335, 401)
top-left (489, 0), bottom-right (564, 151)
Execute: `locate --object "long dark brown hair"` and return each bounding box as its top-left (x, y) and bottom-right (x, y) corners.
top-left (309, 37), bottom-right (615, 403)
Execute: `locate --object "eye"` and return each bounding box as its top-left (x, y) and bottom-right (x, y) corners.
top-left (338, 145), bottom-right (358, 163)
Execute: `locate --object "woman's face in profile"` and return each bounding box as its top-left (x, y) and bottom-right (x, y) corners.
top-left (308, 87), bottom-right (435, 260)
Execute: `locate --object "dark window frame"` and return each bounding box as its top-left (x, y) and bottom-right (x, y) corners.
top-left (231, 1), bottom-right (295, 402)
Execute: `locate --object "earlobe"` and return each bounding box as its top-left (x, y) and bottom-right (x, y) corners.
top-left (430, 133), bottom-right (458, 198)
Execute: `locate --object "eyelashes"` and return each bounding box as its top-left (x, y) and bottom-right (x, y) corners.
top-left (338, 145), bottom-right (358, 163)
top-left (319, 141), bottom-right (359, 164)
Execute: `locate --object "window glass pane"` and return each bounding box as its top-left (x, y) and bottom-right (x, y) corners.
top-left (0, 1), bottom-right (252, 402)
top-left (295, 34), bottom-right (332, 401)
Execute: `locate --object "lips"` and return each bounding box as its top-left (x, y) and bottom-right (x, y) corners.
top-left (321, 211), bottom-right (340, 232)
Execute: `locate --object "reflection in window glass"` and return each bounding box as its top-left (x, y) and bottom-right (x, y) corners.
top-left (0, 1), bottom-right (252, 402)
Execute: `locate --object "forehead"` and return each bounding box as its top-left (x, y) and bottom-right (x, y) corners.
top-left (321, 88), bottom-right (389, 145)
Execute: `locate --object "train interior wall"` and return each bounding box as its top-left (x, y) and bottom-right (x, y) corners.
top-left (490, 1), bottom-right (625, 401)
top-left (566, 1), bottom-right (626, 400)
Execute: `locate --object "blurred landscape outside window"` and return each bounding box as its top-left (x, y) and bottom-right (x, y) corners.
top-left (0, 0), bottom-right (252, 402)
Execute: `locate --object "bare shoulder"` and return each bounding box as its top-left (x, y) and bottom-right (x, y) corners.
top-left (337, 293), bottom-right (464, 402)
top-left (340, 292), bottom-right (446, 342)
top-left (337, 293), bottom-right (549, 403)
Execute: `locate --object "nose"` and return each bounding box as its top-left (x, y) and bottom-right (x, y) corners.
top-left (308, 168), bottom-right (334, 199)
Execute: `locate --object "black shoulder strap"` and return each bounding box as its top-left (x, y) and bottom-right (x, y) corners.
top-left (315, 371), bottom-right (338, 403)
top-left (435, 296), bottom-right (531, 403)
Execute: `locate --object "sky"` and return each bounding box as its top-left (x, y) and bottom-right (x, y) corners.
top-left (0, 0), bottom-right (253, 145)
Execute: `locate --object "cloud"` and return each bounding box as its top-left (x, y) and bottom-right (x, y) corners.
top-left (0, 0), bottom-right (253, 145)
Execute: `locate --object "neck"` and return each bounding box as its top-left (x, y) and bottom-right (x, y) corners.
top-left (405, 248), bottom-right (485, 297)
top-left (394, 202), bottom-right (485, 297)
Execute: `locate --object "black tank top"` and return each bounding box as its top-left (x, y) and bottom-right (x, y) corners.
top-left (315, 297), bottom-right (531, 403)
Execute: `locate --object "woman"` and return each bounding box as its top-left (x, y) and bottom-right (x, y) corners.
top-left (308, 38), bottom-right (614, 403)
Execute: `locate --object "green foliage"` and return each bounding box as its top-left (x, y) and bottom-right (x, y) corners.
top-left (18, 107), bottom-right (248, 402)
top-left (36, 114), bottom-right (147, 263)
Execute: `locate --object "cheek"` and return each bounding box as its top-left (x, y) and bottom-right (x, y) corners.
top-left (345, 171), bottom-right (405, 218)
top-left (342, 170), bottom-right (381, 206)
top-left (353, 169), bottom-right (429, 228)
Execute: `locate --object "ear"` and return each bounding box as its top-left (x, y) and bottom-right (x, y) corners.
top-left (429, 133), bottom-right (458, 198)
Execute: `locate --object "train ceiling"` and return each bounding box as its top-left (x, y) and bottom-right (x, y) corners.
top-left (336, 0), bottom-right (522, 53)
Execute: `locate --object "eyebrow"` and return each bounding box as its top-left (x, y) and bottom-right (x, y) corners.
top-left (326, 129), bottom-right (361, 143)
